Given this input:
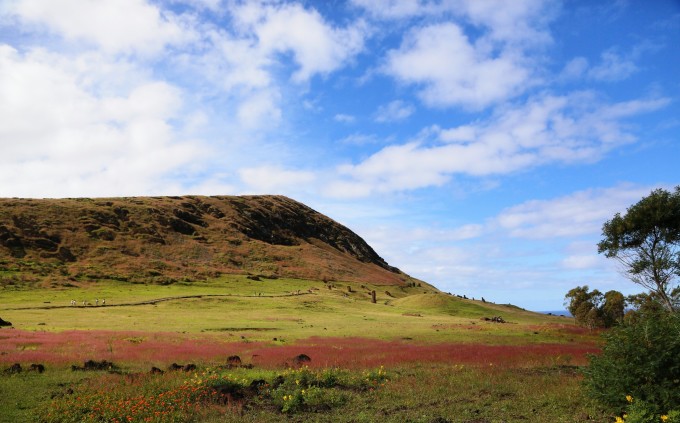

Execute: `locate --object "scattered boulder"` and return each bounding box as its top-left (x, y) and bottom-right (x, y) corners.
top-left (72, 360), bottom-right (117, 371)
top-left (150, 367), bottom-right (164, 374)
top-left (212, 382), bottom-right (245, 404)
top-left (84, 360), bottom-right (116, 371)
top-left (0, 317), bottom-right (12, 327)
top-left (293, 354), bottom-right (311, 366)
top-left (249, 379), bottom-right (266, 390)
top-left (482, 316), bottom-right (506, 323)
top-left (167, 363), bottom-right (196, 372)
top-left (227, 355), bottom-right (242, 367)
top-left (4, 363), bottom-right (22, 374)
top-left (28, 363), bottom-right (45, 373)
top-left (271, 375), bottom-right (286, 388)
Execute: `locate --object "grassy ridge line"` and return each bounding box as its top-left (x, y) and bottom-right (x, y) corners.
top-left (3, 292), bottom-right (314, 310)
top-left (0, 195), bottom-right (410, 286)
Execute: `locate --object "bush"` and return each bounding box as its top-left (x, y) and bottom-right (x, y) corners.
top-left (583, 312), bottom-right (680, 414)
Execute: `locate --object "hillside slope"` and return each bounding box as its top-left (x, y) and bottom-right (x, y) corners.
top-left (0, 195), bottom-right (412, 287)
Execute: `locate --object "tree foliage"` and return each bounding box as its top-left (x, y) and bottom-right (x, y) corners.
top-left (564, 285), bottom-right (625, 328)
top-left (598, 187), bottom-right (680, 312)
top-left (583, 311), bottom-right (680, 414)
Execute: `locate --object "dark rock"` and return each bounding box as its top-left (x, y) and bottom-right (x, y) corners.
top-left (56, 246), bottom-right (77, 262)
top-left (28, 363), bottom-right (45, 373)
top-left (0, 225), bottom-right (26, 258)
top-left (26, 237), bottom-right (59, 252)
top-left (150, 366), bottom-right (164, 374)
top-left (173, 208), bottom-right (207, 227)
top-left (249, 379), bottom-right (266, 391)
top-left (227, 355), bottom-right (242, 366)
top-left (4, 363), bottom-right (22, 374)
top-left (168, 218), bottom-right (197, 236)
top-left (271, 375), bottom-right (286, 388)
top-left (0, 317), bottom-right (12, 327)
top-left (183, 363), bottom-right (197, 372)
top-left (79, 360), bottom-right (117, 371)
top-left (293, 354), bottom-right (311, 366)
top-left (168, 363), bottom-right (184, 371)
top-left (212, 382), bottom-right (245, 403)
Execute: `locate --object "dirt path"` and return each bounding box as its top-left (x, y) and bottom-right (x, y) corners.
top-left (4, 292), bottom-right (313, 311)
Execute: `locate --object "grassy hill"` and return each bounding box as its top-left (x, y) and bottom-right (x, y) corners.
top-left (0, 195), bottom-right (415, 288)
top-left (0, 195), bottom-right (604, 422)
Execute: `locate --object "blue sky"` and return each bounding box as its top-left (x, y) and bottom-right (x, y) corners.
top-left (1, 0), bottom-right (678, 311)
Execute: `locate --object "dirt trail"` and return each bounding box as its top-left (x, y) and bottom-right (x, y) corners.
top-left (4, 292), bottom-right (312, 311)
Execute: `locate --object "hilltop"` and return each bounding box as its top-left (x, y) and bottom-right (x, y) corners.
top-left (0, 195), bottom-right (415, 287)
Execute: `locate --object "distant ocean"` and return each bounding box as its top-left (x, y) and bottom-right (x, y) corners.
top-left (537, 310), bottom-right (572, 317)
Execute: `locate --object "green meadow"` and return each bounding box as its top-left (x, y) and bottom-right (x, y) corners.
top-left (0, 277), bottom-right (610, 422)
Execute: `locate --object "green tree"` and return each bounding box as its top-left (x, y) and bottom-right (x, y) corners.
top-left (565, 285), bottom-right (603, 328)
top-left (565, 286), bottom-right (624, 328)
top-left (598, 187), bottom-right (680, 312)
top-left (602, 290), bottom-right (625, 327)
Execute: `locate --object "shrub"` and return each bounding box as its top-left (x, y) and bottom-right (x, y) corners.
top-left (614, 396), bottom-right (679, 423)
top-left (583, 312), bottom-right (680, 413)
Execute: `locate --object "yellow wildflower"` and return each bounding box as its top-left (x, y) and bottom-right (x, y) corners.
top-left (615, 417), bottom-right (624, 423)
top-left (626, 395), bottom-right (633, 403)
top-left (661, 416), bottom-right (669, 422)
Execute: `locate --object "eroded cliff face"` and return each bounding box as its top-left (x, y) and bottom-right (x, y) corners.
top-left (0, 195), bottom-right (406, 286)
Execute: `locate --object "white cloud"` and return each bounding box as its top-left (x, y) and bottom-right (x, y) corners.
top-left (352, 0), bottom-right (553, 45)
top-left (327, 93), bottom-right (668, 198)
top-left (458, 0), bottom-right (554, 45)
top-left (0, 45), bottom-right (201, 197)
top-left (350, 0), bottom-right (429, 19)
top-left (231, 2), bottom-right (367, 83)
top-left (8, 0), bottom-right (191, 55)
top-left (495, 185), bottom-right (653, 239)
top-left (374, 100), bottom-right (414, 122)
top-left (385, 23), bottom-right (531, 109)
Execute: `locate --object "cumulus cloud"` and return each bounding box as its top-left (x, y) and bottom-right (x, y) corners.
top-left (231, 2), bottom-right (367, 83)
top-left (365, 0), bottom-right (555, 110)
top-left (327, 93), bottom-right (668, 198)
top-left (384, 23), bottom-right (531, 109)
top-left (7, 0), bottom-right (191, 55)
top-left (352, 0), bottom-right (553, 44)
top-left (0, 45), bottom-right (201, 197)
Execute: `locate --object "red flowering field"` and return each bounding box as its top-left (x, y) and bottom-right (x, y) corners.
top-left (0, 328), bottom-right (597, 369)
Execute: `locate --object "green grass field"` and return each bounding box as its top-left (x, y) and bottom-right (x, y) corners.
top-left (0, 277), bottom-right (610, 422)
